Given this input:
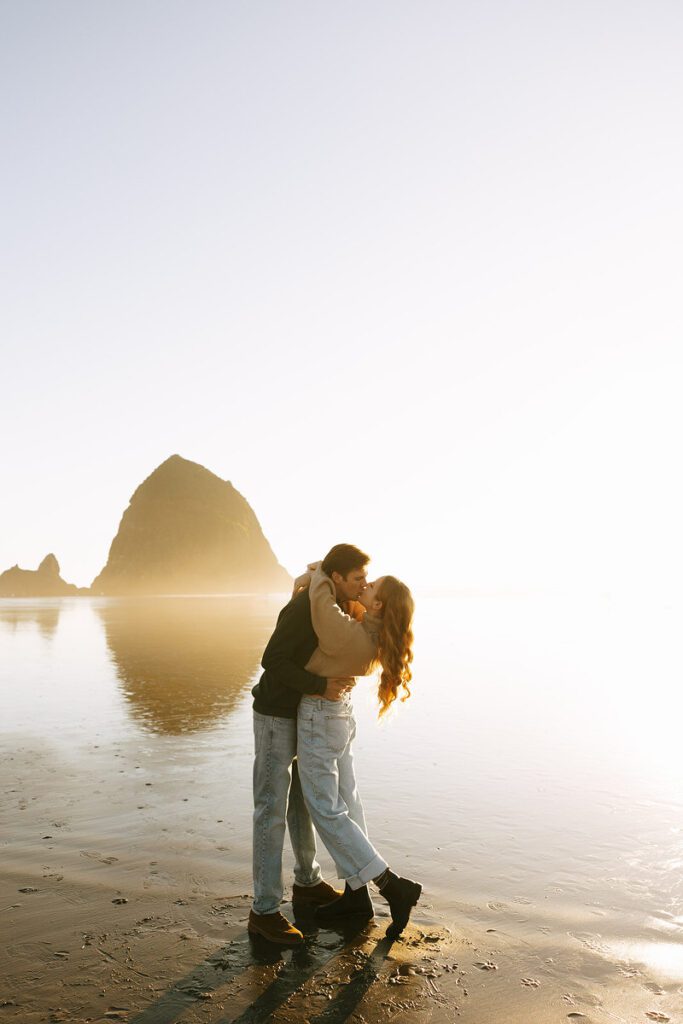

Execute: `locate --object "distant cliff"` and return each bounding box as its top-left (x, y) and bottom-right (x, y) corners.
top-left (90, 455), bottom-right (291, 595)
top-left (0, 554), bottom-right (86, 597)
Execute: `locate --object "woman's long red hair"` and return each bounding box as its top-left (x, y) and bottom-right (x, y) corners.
top-left (374, 576), bottom-right (414, 717)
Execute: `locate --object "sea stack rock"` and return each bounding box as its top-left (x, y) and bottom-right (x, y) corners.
top-left (91, 455), bottom-right (291, 595)
top-left (0, 553), bottom-right (82, 596)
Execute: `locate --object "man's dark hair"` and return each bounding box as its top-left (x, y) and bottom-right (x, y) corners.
top-left (321, 543), bottom-right (370, 579)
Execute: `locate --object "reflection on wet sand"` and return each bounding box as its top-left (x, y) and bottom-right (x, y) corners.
top-left (0, 600), bottom-right (62, 639)
top-left (95, 597), bottom-right (278, 735)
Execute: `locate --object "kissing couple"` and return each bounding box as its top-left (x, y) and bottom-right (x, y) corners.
top-left (249, 542), bottom-right (421, 945)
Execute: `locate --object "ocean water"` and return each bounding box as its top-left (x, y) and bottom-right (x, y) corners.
top-left (1, 592), bottom-right (682, 984)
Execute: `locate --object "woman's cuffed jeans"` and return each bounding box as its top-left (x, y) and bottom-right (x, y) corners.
top-left (252, 710), bottom-right (323, 915)
top-left (297, 695), bottom-right (387, 890)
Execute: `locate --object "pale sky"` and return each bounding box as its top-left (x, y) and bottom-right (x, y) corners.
top-left (2, 1), bottom-right (681, 593)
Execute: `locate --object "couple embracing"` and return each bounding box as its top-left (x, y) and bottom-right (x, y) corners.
top-left (249, 543), bottom-right (422, 945)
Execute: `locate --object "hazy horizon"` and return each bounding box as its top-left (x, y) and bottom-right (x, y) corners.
top-left (2, 1), bottom-right (681, 595)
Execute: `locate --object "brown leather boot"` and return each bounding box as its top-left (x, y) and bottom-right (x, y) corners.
top-left (292, 879), bottom-right (343, 908)
top-left (248, 910), bottom-right (304, 945)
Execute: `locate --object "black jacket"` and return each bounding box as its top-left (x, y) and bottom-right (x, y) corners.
top-left (251, 589), bottom-right (327, 718)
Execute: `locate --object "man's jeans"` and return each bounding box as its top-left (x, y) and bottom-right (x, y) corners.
top-left (297, 695), bottom-right (387, 890)
top-left (252, 711), bottom-right (323, 915)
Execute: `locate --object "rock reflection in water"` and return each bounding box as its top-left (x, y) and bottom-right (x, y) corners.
top-left (95, 597), bottom-right (278, 735)
top-left (0, 600), bottom-right (63, 639)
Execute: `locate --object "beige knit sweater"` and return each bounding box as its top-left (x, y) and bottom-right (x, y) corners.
top-left (304, 565), bottom-right (381, 678)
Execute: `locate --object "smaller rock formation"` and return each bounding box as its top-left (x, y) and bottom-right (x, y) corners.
top-left (0, 554), bottom-right (88, 597)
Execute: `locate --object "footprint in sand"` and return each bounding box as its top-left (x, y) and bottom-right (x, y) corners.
top-left (521, 978), bottom-right (540, 987)
top-left (474, 961), bottom-right (498, 971)
top-left (563, 993), bottom-right (602, 1010)
top-left (487, 901), bottom-right (509, 912)
top-left (568, 931), bottom-right (604, 953)
top-left (80, 851), bottom-right (119, 866)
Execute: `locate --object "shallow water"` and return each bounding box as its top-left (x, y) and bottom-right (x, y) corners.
top-left (1, 592), bottom-right (682, 987)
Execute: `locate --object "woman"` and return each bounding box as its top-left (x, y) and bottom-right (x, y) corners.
top-left (295, 562), bottom-right (421, 939)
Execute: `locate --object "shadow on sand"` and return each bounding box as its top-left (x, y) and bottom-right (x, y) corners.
top-left (129, 916), bottom-right (394, 1024)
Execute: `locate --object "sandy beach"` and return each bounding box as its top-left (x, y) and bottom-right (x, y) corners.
top-left (2, 595), bottom-right (683, 1023)
top-left (3, 731), bottom-right (681, 1023)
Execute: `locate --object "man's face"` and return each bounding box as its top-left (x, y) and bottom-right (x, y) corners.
top-left (332, 565), bottom-right (368, 603)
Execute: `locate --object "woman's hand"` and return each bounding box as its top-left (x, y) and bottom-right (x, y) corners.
top-left (291, 561), bottom-right (323, 598)
top-left (321, 677), bottom-right (356, 701)
top-left (292, 571), bottom-right (312, 597)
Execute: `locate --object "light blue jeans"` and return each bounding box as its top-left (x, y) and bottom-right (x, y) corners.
top-left (252, 711), bottom-right (323, 915)
top-left (297, 695), bottom-right (387, 890)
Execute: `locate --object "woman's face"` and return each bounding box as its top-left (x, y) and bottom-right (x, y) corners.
top-left (359, 577), bottom-right (385, 615)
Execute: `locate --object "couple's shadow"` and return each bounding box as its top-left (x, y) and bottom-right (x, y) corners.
top-left (130, 913), bottom-right (394, 1024)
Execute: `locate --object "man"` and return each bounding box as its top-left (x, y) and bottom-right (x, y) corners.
top-left (248, 543), bottom-right (370, 945)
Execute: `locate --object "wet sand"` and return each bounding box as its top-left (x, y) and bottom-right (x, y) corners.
top-left (3, 736), bottom-right (681, 1024)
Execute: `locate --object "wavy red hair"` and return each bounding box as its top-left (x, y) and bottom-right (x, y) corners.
top-left (373, 576), bottom-right (414, 716)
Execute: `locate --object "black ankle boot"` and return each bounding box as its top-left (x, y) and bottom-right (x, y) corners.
top-left (313, 882), bottom-right (374, 923)
top-left (378, 870), bottom-right (422, 938)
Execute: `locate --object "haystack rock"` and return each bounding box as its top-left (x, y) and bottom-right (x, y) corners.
top-left (0, 553), bottom-right (84, 596)
top-left (91, 455), bottom-right (291, 595)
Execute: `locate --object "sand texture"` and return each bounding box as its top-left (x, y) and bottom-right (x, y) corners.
top-left (3, 737), bottom-right (682, 1024)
